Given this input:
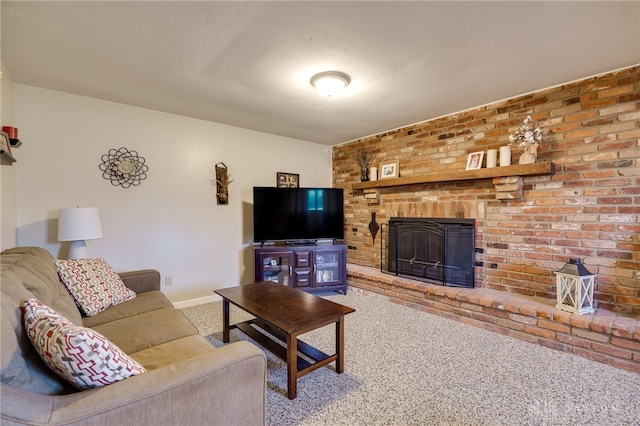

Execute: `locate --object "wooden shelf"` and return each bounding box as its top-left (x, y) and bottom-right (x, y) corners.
top-left (352, 162), bottom-right (555, 190)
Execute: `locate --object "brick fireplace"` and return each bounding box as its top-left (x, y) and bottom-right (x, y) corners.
top-left (332, 66), bottom-right (640, 373)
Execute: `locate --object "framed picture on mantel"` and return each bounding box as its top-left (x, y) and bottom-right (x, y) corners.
top-left (380, 160), bottom-right (399, 179)
top-left (466, 151), bottom-right (484, 170)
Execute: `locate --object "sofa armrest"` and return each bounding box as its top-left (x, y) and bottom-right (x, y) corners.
top-left (118, 269), bottom-right (160, 293)
top-left (1, 341), bottom-right (266, 426)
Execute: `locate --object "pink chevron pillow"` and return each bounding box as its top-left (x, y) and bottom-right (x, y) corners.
top-left (54, 258), bottom-right (135, 316)
top-left (23, 299), bottom-right (146, 389)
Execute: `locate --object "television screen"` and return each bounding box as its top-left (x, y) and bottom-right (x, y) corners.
top-left (253, 187), bottom-right (344, 243)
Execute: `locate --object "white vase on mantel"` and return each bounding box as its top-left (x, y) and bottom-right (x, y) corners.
top-left (518, 142), bottom-right (539, 165)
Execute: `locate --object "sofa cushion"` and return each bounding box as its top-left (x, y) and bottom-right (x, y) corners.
top-left (24, 299), bottom-right (146, 390)
top-left (1, 247), bottom-right (81, 323)
top-left (82, 290), bottom-right (173, 328)
top-left (130, 335), bottom-right (218, 370)
top-left (90, 307), bottom-right (199, 354)
top-left (1, 247), bottom-right (81, 395)
top-left (54, 258), bottom-right (136, 316)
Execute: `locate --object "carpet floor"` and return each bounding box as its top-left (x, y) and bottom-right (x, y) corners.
top-left (181, 287), bottom-right (640, 426)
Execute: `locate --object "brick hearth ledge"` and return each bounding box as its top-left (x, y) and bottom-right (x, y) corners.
top-left (347, 264), bottom-right (640, 374)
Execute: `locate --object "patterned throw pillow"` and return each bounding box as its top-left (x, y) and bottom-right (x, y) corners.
top-left (23, 299), bottom-right (146, 389)
top-left (54, 258), bottom-right (136, 316)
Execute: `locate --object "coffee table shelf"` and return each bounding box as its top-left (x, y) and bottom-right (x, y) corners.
top-left (234, 319), bottom-right (334, 373)
top-left (215, 282), bottom-right (355, 399)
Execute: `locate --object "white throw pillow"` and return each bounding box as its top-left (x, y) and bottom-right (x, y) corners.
top-left (23, 299), bottom-right (146, 389)
top-left (54, 258), bottom-right (136, 316)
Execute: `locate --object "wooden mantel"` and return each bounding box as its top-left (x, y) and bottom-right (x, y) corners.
top-left (352, 162), bottom-right (555, 202)
top-left (352, 162), bottom-right (555, 190)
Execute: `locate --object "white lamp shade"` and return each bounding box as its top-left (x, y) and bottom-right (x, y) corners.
top-left (58, 208), bottom-right (103, 241)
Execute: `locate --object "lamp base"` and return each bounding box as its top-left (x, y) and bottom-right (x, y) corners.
top-left (68, 240), bottom-right (89, 259)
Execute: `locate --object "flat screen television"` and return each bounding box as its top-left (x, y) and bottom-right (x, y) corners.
top-left (253, 187), bottom-right (344, 243)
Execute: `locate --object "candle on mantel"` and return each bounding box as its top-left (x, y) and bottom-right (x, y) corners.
top-left (500, 146), bottom-right (511, 167)
top-left (486, 149), bottom-right (497, 168)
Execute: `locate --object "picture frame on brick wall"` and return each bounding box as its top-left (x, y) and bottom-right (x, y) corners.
top-left (380, 160), bottom-right (399, 179)
top-left (465, 151), bottom-right (484, 170)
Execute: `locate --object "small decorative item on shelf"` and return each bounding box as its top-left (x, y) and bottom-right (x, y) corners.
top-left (368, 212), bottom-right (380, 244)
top-left (509, 115), bottom-right (543, 165)
top-left (2, 126), bottom-right (21, 147)
top-left (355, 148), bottom-right (373, 182)
top-left (211, 162), bottom-right (233, 205)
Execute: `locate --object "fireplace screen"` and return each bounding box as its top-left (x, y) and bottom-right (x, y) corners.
top-left (381, 218), bottom-right (475, 288)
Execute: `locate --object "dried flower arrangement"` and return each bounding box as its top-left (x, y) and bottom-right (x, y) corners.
top-left (509, 115), bottom-right (542, 146)
top-left (355, 148), bottom-right (373, 170)
top-left (354, 148), bottom-right (373, 181)
top-left (509, 115), bottom-right (543, 164)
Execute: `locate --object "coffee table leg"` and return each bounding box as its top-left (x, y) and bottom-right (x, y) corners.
top-left (222, 299), bottom-right (230, 343)
top-left (287, 334), bottom-right (297, 399)
top-left (336, 316), bottom-right (345, 374)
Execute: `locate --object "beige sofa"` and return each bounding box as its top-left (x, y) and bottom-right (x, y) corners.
top-left (1, 247), bottom-right (266, 426)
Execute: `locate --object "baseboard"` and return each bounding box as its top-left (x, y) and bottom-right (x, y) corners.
top-left (172, 294), bottom-right (221, 309)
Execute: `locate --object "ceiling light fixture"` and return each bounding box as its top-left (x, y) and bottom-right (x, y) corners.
top-left (310, 71), bottom-right (351, 97)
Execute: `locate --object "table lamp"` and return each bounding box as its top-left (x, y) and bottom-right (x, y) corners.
top-left (58, 207), bottom-right (103, 259)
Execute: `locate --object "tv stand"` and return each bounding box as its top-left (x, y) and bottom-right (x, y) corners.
top-left (254, 242), bottom-right (347, 294)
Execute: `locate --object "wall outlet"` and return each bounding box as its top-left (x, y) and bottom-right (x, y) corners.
top-left (165, 275), bottom-right (173, 286)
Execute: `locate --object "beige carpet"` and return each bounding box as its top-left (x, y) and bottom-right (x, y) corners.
top-left (181, 287), bottom-right (640, 426)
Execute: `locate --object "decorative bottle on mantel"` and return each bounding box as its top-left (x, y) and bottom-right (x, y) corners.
top-left (368, 212), bottom-right (380, 244)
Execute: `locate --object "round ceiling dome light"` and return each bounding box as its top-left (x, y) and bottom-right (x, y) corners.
top-left (310, 71), bottom-right (351, 97)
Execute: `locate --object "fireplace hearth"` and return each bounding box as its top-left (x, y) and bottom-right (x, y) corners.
top-left (382, 217), bottom-right (475, 288)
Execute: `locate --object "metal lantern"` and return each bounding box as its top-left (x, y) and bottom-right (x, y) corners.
top-left (555, 259), bottom-right (595, 315)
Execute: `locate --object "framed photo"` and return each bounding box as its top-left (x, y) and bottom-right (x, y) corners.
top-left (276, 172), bottom-right (300, 188)
top-left (379, 160), bottom-right (399, 179)
top-left (466, 151), bottom-right (484, 170)
top-left (0, 131), bottom-right (10, 154)
top-left (0, 131), bottom-right (15, 165)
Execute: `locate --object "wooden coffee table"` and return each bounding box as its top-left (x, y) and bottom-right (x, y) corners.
top-left (214, 282), bottom-right (355, 399)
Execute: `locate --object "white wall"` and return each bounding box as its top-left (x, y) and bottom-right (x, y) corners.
top-left (13, 84), bottom-right (332, 303)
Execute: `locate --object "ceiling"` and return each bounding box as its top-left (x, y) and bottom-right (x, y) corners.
top-left (2, 1), bottom-right (639, 146)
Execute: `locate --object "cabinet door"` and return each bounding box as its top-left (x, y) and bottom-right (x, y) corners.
top-left (256, 251), bottom-right (293, 286)
top-left (312, 249), bottom-right (344, 287)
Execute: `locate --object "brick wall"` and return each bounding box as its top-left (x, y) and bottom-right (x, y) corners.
top-left (333, 66), bottom-right (640, 316)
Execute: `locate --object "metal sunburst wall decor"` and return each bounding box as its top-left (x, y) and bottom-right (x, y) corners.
top-left (99, 147), bottom-right (149, 188)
